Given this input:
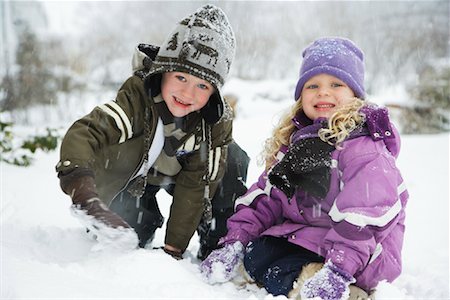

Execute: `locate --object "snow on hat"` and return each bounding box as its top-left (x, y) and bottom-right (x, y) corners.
top-left (147, 4), bottom-right (236, 124)
top-left (294, 37), bottom-right (365, 101)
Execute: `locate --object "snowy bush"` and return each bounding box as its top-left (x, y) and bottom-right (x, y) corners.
top-left (400, 61), bottom-right (450, 133)
top-left (0, 120), bottom-right (59, 166)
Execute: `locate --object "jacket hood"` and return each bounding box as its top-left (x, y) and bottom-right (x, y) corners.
top-left (360, 105), bottom-right (400, 158)
top-left (292, 104), bottom-right (401, 158)
top-left (132, 44), bottom-right (226, 125)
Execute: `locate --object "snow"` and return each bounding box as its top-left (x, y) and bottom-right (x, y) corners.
top-left (1, 78), bottom-right (449, 299)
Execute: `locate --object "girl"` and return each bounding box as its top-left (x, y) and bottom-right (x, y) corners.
top-left (200, 37), bottom-right (408, 300)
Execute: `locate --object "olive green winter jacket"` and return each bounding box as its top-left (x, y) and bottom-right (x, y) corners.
top-left (56, 75), bottom-right (232, 250)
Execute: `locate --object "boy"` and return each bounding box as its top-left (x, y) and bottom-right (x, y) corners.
top-left (56, 4), bottom-right (246, 259)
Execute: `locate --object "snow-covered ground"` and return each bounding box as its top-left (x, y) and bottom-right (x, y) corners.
top-left (1, 79), bottom-right (449, 299)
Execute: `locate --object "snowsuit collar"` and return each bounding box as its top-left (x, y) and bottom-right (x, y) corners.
top-left (269, 105), bottom-right (393, 201)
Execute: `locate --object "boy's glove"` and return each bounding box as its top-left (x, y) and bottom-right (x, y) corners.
top-left (72, 197), bottom-right (131, 229)
top-left (71, 198), bottom-right (139, 251)
top-left (62, 174), bottom-right (138, 250)
top-left (64, 175), bottom-right (132, 229)
top-left (300, 261), bottom-right (355, 300)
top-left (200, 241), bottom-right (245, 284)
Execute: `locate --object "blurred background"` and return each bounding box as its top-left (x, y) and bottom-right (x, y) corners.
top-left (1, 2), bottom-right (449, 298)
top-left (0, 1), bottom-right (449, 151)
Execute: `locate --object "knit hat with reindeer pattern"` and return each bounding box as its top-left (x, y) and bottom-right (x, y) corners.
top-left (146, 4), bottom-right (236, 124)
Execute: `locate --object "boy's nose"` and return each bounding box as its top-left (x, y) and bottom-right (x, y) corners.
top-left (180, 84), bottom-right (195, 101)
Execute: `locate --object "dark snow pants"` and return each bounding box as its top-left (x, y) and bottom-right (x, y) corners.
top-left (243, 236), bottom-right (324, 296)
top-left (109, 184), bottom-right (165, 248)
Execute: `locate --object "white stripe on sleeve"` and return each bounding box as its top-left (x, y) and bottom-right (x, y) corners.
top-left (235, 188), bottom-right (266, 208)
top-left (328, 182), bottom-right (406, 227)
top-left (98, 104), bottom-right (127, 143)
top-left (107, 101), bottom-right (133, 139)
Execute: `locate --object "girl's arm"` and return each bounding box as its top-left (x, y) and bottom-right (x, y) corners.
top-left (219, 170), bottom-right (285, 247)
top-left (323, 137), bottom-right (408, 276)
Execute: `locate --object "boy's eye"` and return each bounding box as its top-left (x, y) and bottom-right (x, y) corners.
top-left (175, 75), bottom-right (186, 82)
top-left (197, 83), bottom-right (209, 90)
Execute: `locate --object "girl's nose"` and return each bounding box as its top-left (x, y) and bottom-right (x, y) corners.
top-left (318, 87), bottom-right (330, 97)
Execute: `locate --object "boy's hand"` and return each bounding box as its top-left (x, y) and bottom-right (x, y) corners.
top-left (73, 197), bottom-right (131, 229)
top-left (71, 198), bottom-right (138, 251)
top-left (163, 244), bottom-right (183, 260)
top-left (64, 175), bottom-right (131, 230)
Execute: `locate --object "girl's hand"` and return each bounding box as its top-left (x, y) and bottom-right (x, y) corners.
top-left (200, 241), bottom-right (245, 284)
top-left (300, 260), bottom-right (355, 300)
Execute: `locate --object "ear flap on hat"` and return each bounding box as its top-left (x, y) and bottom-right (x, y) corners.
top-left (144, 73), bottom-right (162, 98)
top-left (201, 91), bottom-right (224, 124)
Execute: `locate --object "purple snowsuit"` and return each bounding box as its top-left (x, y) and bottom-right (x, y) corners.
top-left (220, 116), bottom-right (408, 292)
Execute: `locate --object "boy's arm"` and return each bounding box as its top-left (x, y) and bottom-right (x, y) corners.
top-left (164, 117), bottom-right (232, 251)
top-left (56, 76), bottom-right (147, 208)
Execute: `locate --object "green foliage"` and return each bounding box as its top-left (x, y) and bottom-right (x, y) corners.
top-left (21, 128), bottom-right (59, 153)
top-left (0, 121), bottom-right (59, 167)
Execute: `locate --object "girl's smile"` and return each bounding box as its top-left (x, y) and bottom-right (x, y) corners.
top-left (301, 73), bottom-right (355, 120)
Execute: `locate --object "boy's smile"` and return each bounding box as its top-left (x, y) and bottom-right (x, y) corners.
top-left (161, 72), bottom-right (215, 118)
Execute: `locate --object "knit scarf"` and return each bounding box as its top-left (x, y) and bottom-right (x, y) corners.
top-left (127, 94), bottom-right (201, 198)
top-left (153, 94), bottom-right (201, 157)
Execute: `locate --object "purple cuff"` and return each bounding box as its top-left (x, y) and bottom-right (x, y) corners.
top-left (219, 229), bottom-right (251, 247)
top-left (326, 248), bottom-right (360, 276)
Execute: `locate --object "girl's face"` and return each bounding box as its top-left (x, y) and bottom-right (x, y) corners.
top-left (161, 72), bottom-right (214, 118)
top-left (301, 73), bottom-right (355, 120)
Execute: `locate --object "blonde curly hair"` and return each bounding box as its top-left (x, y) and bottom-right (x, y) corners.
top-left (262, 97), bottom-right (366, 170)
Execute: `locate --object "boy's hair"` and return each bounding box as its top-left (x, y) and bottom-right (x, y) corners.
top-left (263, 98), bottom-right (365, 169)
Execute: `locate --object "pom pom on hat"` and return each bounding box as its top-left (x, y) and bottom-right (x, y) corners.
top-left (294, 37), bottom-right (365, 101)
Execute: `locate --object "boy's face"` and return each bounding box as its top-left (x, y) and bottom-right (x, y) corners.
top-left (301, 73), bottom-right (355, 120)
top-left (161, 72), bottom-right (215, 118)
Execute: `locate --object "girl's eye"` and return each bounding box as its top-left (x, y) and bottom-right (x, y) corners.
top-left (331, 82), bottom-right (344, 88)
top-left (306, 84), bottom-right (318, 89)
top-left (175, 75), bottom-right (186, 82)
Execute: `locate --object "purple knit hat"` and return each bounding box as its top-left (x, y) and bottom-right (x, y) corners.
top-left (294, 37), bottom-right (365, 100)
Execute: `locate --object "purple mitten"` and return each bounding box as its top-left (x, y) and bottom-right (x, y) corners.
top-left (200, 241), bottom-right (244, 284)
top-left (300, 260), bottom-right (356, 300)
